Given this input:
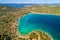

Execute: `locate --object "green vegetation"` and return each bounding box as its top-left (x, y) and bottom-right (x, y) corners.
top-left (25, 6), bottom-right (60, 14)
top-left (29, 32), bottom-right (38, 40)
top-left (0, 5), bottom-right (60, 40)
top-left (0, 34), bottom-right (11, 40)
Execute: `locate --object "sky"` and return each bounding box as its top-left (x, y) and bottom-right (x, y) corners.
top-left (0, 0), bottom-right (60, 4)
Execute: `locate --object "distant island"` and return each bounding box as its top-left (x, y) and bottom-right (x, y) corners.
top-left (0, 4), bottom-right (60, 40)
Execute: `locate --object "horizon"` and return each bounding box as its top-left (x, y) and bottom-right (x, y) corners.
top-left (0, 0), bottom-right (60, 4)
top-left (0, 3), bottom-right (60, 4)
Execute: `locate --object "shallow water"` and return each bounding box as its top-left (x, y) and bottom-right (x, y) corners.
top-left (18, 13), bottom-right (60, 40)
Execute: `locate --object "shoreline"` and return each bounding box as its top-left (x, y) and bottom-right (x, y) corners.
top-left (16, 12), bottom-right (59, 40)
top-left (15, 12), bottom-right (58, 40)
top-left (29, 11), bottom-right (60, 16)
top-left (17, 28), bottom-right (53, 40)
top-left (32, 13), bottom-right (60, 16)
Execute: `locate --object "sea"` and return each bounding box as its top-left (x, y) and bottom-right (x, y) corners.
top-left (0, 4), bottom-right (60, 40)
top-left (18, 13), bottom-right (60, 40)
top-left (0, 4), bottom-right (36, 8)
top-left (0, 4), bottom-right (60, 8)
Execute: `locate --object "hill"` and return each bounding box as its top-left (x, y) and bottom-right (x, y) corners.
top-left (0, 5), bottom-right (60, 40)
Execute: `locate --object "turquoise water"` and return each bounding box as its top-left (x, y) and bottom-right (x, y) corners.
top-left (18, 13), bottom-right (60, 40)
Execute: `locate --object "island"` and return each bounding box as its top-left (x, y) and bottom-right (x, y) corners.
top-left (0, 4), bottom-right (60, 40)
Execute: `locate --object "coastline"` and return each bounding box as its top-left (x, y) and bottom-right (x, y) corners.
top-left (12, 12), bottom-right (60, 40)
top-left (29, 11), bottom-right (60, 16)
top-left (16, 12), bottom-right (60, 40)
top-left (1, 5), bottom-right (60, 40)
top-left (17, 28), bottom-right (53, 40)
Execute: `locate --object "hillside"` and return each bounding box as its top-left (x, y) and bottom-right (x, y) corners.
top-left (0, 5), bottom-right (60, 40)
